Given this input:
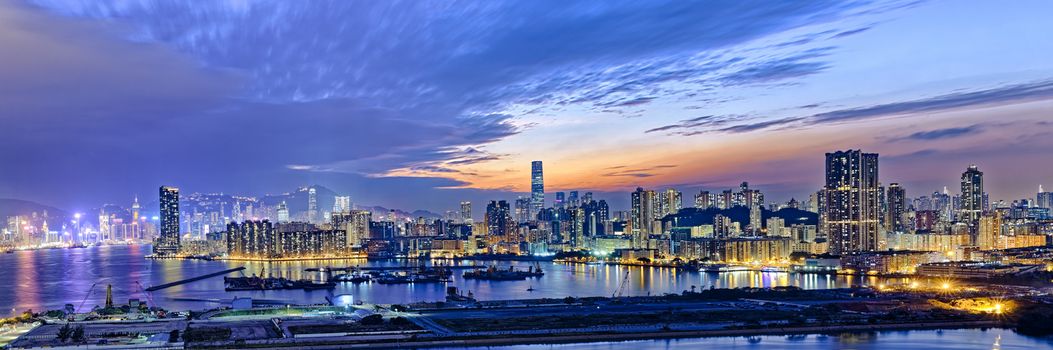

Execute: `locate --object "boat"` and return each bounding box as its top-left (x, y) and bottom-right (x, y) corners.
top-left (375, 273), bottom-right (449, 284)
top-left (700, 264), bottom-right (751, 273)
top-left (463, 263), bottom-right (545, 281)
top-left (224, 275), bottom-right (336, 291)
top-left (760, 266), bottom-right (788, 273)
top-left (335, 274), bottom-right (371, 283)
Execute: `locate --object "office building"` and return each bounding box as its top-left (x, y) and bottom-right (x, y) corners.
top-left (155, 186), bottom-right (181, 255)
top-left (307, 187), bottom-right (319, 223)
top-left (277, 201), bottom-right (290, 223)
top-left (530, 161), bottom-right (544, 218)
top-left (630, 187), bottom-right (659, 245)
top-left (960, 165), bottom-right (984, 228)
top-left (485, 200), bottom-right (512, 237)
top-left (333, 196), bottom-right (351, 214)
top-left (460, 201), bottom-right (472, 224)
top-left (823, 150), bottom-right (880, 255)
top-left (886, 183), bottom-right (907, 233)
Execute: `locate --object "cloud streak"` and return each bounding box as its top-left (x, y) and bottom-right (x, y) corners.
top-left (892, 125), bottom-right (984, 141)
top-left (812, 80), bottom-right (1053, 123)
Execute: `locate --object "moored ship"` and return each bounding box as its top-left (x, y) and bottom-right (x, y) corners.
top-left (463, 263), bottom-right (544, 281)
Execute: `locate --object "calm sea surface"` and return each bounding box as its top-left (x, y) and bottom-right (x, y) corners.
top-left (3, 245), bottom-right (1051, 348)
top-left (0, 244), bottom-right (906, 314)
top-left (443, 329), bottom-right (1053, 349)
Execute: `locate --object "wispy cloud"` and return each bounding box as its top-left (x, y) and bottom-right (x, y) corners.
top-left (602, 164), bottom-right (677, 178)
top-left (718, 117), bottom-right (803, 133)
top-left (891, 124), bottom-right (984, 141)
top-left (645, 115), bottom-right (745, 134)
top-left (645, 114), bottom-right (802, 136)
top-left (812, 80), bottom-right (1053, 123)
top-left (830, 26), bottom-right (872, 38)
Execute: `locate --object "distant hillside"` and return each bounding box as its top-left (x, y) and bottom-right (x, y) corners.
top-left (0, 198), bottom-right (68, 221)
top-left (660, 206), bottom-right (818, 228)
top-left (258, 186), bottom-right (440, 219)
top-left (260, 185), bottom-right (338, 214)
top-left (359, 205), bottom-right (441, 220)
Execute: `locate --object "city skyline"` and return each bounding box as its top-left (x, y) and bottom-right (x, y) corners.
top-left (3, 1), bottom-right (1053, 213)
top-left (5, 2), bottom-right (1053, 348)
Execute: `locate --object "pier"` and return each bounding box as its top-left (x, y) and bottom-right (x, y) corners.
top-left (304, 265), bottom-right (484, 272)
top-left (145, 267), bottom-right (246, 291)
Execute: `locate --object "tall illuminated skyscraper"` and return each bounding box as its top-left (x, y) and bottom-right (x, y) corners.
top-left (277, 201), bottom-right (290, 223)
top-left (307, 187), bottom-right (319, 223)
top-left (630, 187), bottom-right (659, 246)
top-left (485, 200), bottom-right (511, 237)
top-left (694, 190), bottom-right (713, 209)
top-left (659, 188), bottom-right (682, 216)
top-left (1038, 185), bottom-right (1053, 209)
top-left (960, 165), bottom-right (984, 229)
top-left (530, 161), bottom-right (544, 219)
top-left (98, 209), bottom-right (110, 242)
top-left (886, 183), bottom-right (907, 233)
top-left (333, 196), bottom-right (351, 214)
top-left (460, 201), bottom-right (472, 224)
top-left (154, 186), bottom-right (181, 255)
top-left (514, 197), bottom-right (531, 223)
top-left (347, 210), bottom-right (371, 248)
top-left (131, 196), bottom-right (140, 223)
top-left (823, 150), bottom-right (880, 255)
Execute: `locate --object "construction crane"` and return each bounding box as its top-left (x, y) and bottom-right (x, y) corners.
top-left (135, 281), bottom-right (155, 307)
top-left (612, 269), bottom-right (631, 298)
top-left (76, 282), bottom-right (99, 313)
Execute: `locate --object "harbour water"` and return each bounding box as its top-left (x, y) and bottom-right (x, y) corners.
top-left (4, 245), bottom-right (1053, 348)
top-left (0, 244), bottom-right (910, 314)
top-left (444, 329), bottom-right (1053, 349)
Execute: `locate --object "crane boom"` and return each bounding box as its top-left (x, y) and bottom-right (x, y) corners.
top-left (613, 269), bottom-right (630, 298)
top-left (76, 282), bottom-right (99, 313)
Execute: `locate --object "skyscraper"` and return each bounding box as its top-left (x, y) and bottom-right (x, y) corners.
top-left (1038, 185), bottom-right (1053, 209)
top-left (485, 200), bottom-right (512, 237)
top-left (98, 209), bottom-right (110, 242)
top-left (131, 196), bottom-right (140, 223)
top-left (977, 213), bottom-right (1001, 250)
top-left (155, 186), bottom-right (181, 255)
top-left (460, 201), bottom-right (472, 224)
top-left (277, 201), bottom-right (290, 223)
top-left (659, 188), bottom-right (682, 216)
top-left (554, 192), bottom-right (566, 208)
top-left (348, 210), bottom-right (371, 248)
top-left (823, 150), bottom-right (880, 255)
top-left (307, 187), bottom-right (319, 223)
top-left (960, 165), bottom-right (984, 232)
top-left (530, 161), bottom-right (544, 219)
top-left (694, 190), bottom-right (713, 209)
top-left (749, 203), bottom-right (762, 235)
top-left (333, 196), bottom-right (351, 214)
top-left (514, 197), bottom-right (531, 223)
top-left (568, 191), bottom-right (579, 207)
top-left (233, 200), bottom-right (243, 223)
top-left (886, 183), bottom-right (906, 233)
top-left (630, 187), bottom-right (659, 246)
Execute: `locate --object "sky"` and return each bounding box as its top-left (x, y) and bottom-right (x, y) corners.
top-left (2, 0), bottom-right (1053, 213)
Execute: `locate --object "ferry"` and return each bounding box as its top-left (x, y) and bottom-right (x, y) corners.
top-left (463, 263), bottom-right (545, 281)
top-left (224, 276), bottom-right (336, 291)
top-left (700, 264), bottom-right (751, 273)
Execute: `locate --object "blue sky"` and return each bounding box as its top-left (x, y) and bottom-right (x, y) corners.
top-left (2, 0), bottom-right (1052, 212)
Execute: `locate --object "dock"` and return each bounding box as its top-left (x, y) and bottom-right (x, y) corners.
top-left (145, 267), bottom-right (246, 291)
top-left (305, 265), bottom-right (484, 272)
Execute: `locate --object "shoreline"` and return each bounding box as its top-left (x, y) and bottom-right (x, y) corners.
top-left (206, 320), bottom-right (1006, 349)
